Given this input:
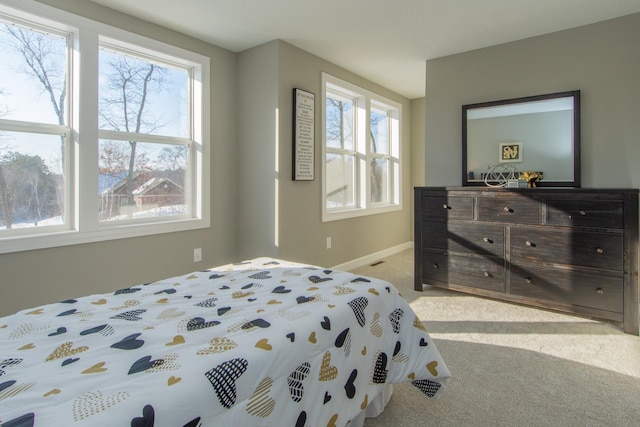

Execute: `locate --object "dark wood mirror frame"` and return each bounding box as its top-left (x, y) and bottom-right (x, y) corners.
top-left (462, 90), bottom-right (581, 187)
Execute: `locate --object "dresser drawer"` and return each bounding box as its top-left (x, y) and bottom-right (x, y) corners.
top-left (421, 195), bottom-right (473, 221)
top-left (422, 222), bottom-right (504, 257)
top-left (510, 227), bottom-right (623, 271)
top-left (423, 251), bottom-right (505, 292)
top-left (510, 264), bottom-right (623, 313)
top-left (546, 199), bottom-right (624, 229)
top-left (477, 196), bottom-right (540, 224)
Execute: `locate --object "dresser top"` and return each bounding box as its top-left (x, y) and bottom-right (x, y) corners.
top-left (415, 186), bottom-right (638, 194)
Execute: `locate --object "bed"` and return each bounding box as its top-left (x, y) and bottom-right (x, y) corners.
top-left (0, 257), bottom-right (450, 426)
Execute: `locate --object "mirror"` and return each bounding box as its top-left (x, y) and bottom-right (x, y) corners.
top-left (462, 90), bottom-right (580, 187)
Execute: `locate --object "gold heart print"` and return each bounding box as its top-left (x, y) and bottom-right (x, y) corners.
top-left (427, 361), bottom-right (439, 376)
top-left (166, 335), bottom-right (185, 346)
top-left (82, 362), bottom-right (107, 374)
top-left (157, 308), bottom-right (186, 319)
top-left (197, 337), bottom-right (238, 355)
top-left (232, 291), bottom-right (254, 299)
top-left (327, 414), bottom-right (339, 427)
top-left (19, 343), bottom-right (35, 351)
top-left (72, 390), bottom-right (129, 421)
top-left (360, 394), bottom-right (369, 410)
top-left (318, 351), bottom-right (338, 381)
top-left (110, 300), bottom-right (140, 311)
top-left (308, 331), bottom-right (317, 344)
top-left (44, 388), bottom-right (61, 397)
top-left (333, 287), bottom-right (356, 296)
top-left (255, 338), bottom-right (272, 351)
top-left (46, 341), bottom-right (89, 361)
top-left (370, 313), bottom-right (383, 337)
top-left (246, 377), bottom-right (275, 417)
top-left (91, 299), bottom-right (107, 305)
top-left (413, 316), bottom-right (428, 332)
top-left (168, 376), bottom-right (181, 386)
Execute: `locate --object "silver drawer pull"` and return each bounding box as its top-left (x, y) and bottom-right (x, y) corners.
top-left (483, 271), bottom-right (490, 277)
top-left (483, 237), bottom-right (492, 243)
top-left (596, 288), bottom-right (604, 295)
top-left (579, 210), bottom-right (587, 216)
top-left (432, 263), bottom-right (439, 269)
top-left (503, 206), bottom-right (512, 212)
top-left (596, 247), bottom-right (604, 254)
top-left (442, 204), bottom-right (449, 209)
top-left (525, 240), bottom-right (532, 247)
top-left (525, 277), bottom-right (533, 284)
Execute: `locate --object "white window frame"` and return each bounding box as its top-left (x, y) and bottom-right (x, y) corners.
top-left (321, 73), bottom-right (401, 222)
top-left (0, 0), bottom-right (210, 254)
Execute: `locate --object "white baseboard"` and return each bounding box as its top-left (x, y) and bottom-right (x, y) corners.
top-left (332, 241), bottom-right (413, 271)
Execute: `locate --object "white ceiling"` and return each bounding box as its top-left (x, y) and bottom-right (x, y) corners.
top-left (88, 0), bottom-right (640, 99)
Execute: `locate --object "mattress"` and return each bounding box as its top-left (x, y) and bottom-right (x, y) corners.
top-left (0, 257), bottom-right (450, 426)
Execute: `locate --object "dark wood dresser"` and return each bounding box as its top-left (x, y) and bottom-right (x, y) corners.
top-left (414, 187), bottom-right (639, 335)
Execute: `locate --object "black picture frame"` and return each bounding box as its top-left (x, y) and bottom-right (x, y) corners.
top-left (292, 88), bottom-right (315, 181)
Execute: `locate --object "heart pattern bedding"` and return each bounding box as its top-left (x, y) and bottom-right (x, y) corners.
top-left (0, 257), bottom-right (450, 426)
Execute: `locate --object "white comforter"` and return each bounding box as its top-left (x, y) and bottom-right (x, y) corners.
top-left (0, 258), bottom-right (449, 426)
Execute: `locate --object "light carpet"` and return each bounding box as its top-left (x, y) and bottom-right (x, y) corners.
top-left (351, 249), bottom-right (640, 427)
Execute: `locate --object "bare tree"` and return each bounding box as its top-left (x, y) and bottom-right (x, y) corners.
top-left (1, 25), bottom-right (66, 226)
top-left (325, 98), bottom-right (353, 149)
top-left (99, 55), bottom-right (168, 204)
top-left (3, 26), bottom-right (66, 127)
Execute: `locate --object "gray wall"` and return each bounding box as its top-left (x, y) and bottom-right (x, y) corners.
top-left (425, 12), bottom-right (640, 189)
top-left (0, 0), bottom-right (238, 316)
top-left (238, 41), bottom-right (413, 267)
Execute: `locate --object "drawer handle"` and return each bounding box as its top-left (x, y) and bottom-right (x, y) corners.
top-left (596, 288), bottom-right (604, 295)
top-left (525, 240), bottom-right (533, 247)
top-left (596, 247), bottom-right (604, 254)
top-left (483, 271), bottom-right (490, 277)
top-left (525, 277), bottom-right (533, 284)
top-left (483, 237), bottom-right (493, 243)
top-left (503, 206), bottom-right (513, 213)
top-left (432, 263), bottom-right (439, 269)
top-left (579, 210), bottom-right (587, 216)
top-left (442, 204), bottom-right (450, 209)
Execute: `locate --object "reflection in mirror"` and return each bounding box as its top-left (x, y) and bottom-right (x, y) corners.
top-left (462, 91), bottom-right (580, 187)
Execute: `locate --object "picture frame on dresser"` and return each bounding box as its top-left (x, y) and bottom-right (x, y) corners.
top-left (413, 186), bottom-right (639, 335)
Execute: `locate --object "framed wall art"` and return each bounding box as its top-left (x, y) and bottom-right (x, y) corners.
top-left (293, 88), bottom-right (315, 180)
top-left (499, 142), bottom-right (522, 163)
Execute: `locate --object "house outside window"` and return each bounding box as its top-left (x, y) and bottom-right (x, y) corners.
top-left (0, 1), bottom-right (209, 254)
top-left (322, 73), bottom-right (401, 222)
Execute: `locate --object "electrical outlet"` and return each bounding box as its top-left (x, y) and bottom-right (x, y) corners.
top-left (326, 237), bottom-right (332, 249)
top-left (193, 248), bottom-right (202, 262)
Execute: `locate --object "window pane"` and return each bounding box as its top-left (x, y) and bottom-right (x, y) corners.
top-left (99, 48), bottom-right (189, 138)
top-left (371, 158), bottom-right (389, 204)
top-left (0, 23), bottom-right (68, 125)
top-left (326, 153), bottom-right (355, 209)
top-left (326, 94), bottom-right (354, 150)
top-left (0, 132), bottom-right (65, 230)
top-left (370, 107), bottom-right (389, 154)
top-left (98, 139), bottom-right (187, 221)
